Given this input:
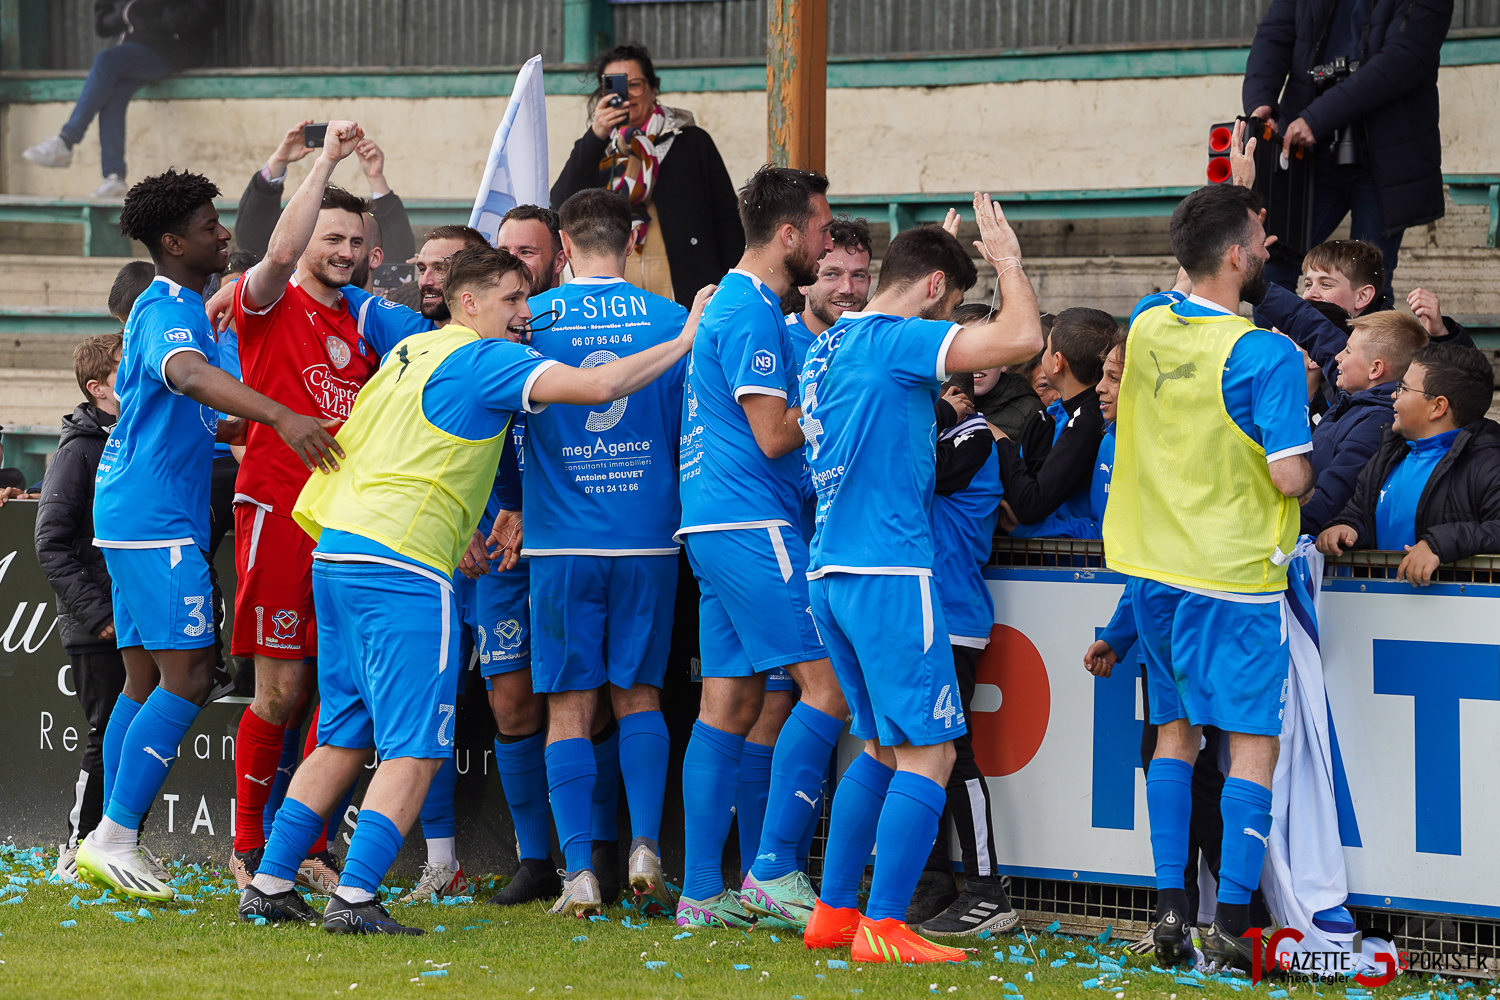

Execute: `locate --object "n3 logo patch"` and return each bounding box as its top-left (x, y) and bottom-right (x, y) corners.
top-left (164, 328), bottom-right (193, 343)
top-left (751, 349), bottom-right (777, 377)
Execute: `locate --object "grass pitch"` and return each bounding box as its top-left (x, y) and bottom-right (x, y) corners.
top-left (0, 845), bottom-right (1468, 1000)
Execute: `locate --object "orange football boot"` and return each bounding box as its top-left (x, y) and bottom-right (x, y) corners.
top-left (851, 915), bottom-right (967, 964)
top-left (803, 899), bottom-right (860, 949)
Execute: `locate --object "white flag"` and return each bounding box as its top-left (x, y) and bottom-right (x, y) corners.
top-left (469, 54), bottom-right (549, 245)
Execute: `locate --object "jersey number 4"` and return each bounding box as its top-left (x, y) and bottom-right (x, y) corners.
top-left (933, 684), bottom-right (958, 730)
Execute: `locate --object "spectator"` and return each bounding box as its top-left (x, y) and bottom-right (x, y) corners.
top-left (956, 304), bottom-right (1044, 440)
top-left (784, 215), bottom-right (873, 368)
top-left (496, 205), bottom-right (567, 297)
top-left (233, 121), bottom-right (415, 277)
top-left (1300, 239), bottom-right (1384, 317)
top-left (21, 1), bottom-right (225, 198)
top-left (994, 307), bottom-right (1117, 537)
top-left (550, 42), bottom-right (744, 308)
top-left (1088, 329), bottom-right (1125, 528)
top-left (34, 333), bottom-right (127, 878)
top-left (1260, 280), bottom-right (1429, 532)
top-left (1242, 0), bottom-right (1455, 302)
top-left (1318, 343), bottom-right (1500, 586)
top-left (107, 260), bottom-right (156, 324)
top-left (1013, 347), bottom-right (1059, 410)
top-left (1406, 286), bottom-right (1477, 349)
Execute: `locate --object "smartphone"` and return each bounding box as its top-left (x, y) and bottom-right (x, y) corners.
top-left (303, 123), bottom-right (328, 148)
top-left (603, 73), bottom-right (629, 109)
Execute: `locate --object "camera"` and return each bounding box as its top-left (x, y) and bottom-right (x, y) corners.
top-left (1308, 56), bottom-right (1364, 166)
top-left (303, 123), bottom-right (328, 148)
top-left (603, 72), bottom-right (629, 110)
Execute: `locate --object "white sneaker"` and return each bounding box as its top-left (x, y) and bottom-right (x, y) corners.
top-left (55, 843), bottom-right (79, 881)
top-left (75, 834), bottom-right (173, 901)
top-left (398, 862), bottom-right (472, 903)
top-left (548, 869), bottom-right (604, 918)
top-left (23, 135), bottom-right (72, 168)
top-left (91, 175), bottom-right (127, 198)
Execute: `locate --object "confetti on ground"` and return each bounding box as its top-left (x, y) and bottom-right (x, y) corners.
top-left (136, 907), bottom-right (153, 919)
top-left (1046, 921), bottom-right (1062, 934)
top-left (673, 931), bottom-right (693, 940)
top-left (432, 925), bottom-right (444, 932)
top-left (420, 971), bottom-right (447, 978)
top-left (827, 960), bottom-right (849, 970)
top-left (643, 961), bottom-right (667, 971)
top-left (1051, 959), bottom-right (1069, 968)
top-left (112, 911), bottom-right (135, 923)
top-left (733, 964), bottom-right (751, 971)
top-left (1175, 977), bottom-right (1201, 986)
top-left (1081, 979), bottom-right (1100, 990)
top-left (572, 935), bottom-right (587, 943)
top-left (770, 935), bottom-right (780, 943)
top-left (58, 919), bottom-right (76, 928)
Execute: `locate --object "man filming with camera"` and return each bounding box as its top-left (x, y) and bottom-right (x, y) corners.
top-left (1243, 0), bottom-right (1454, 305)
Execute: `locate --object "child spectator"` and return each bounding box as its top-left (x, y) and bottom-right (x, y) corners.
top-left (995, 307), bottom-right (1116, 537)
top-left (1317, 343), bottom-right (1500, 586)
top-left (956, 304), bottom-right (1044, 439)
top-left (1259, 280), bottom-right (1428, 532)
top-left (1088, 329), bottom-right (1124, 528)
top-left (34, 334), bottom-right (135, 879)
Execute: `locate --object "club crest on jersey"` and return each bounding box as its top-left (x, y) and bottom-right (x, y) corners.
top-left (751, 349), bottom-right (777, 376)
top-left (495, 619), bottom-right (523, 651)
top-left (325, 335), bottom-right (353, 369)
top-left (271, 609), bottom-right (300, 640)
top-left (164, 329), bottom-right (193, 343)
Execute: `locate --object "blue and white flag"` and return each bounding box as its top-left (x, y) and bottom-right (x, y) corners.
top-left (469, 54), bottom-right (549, 245)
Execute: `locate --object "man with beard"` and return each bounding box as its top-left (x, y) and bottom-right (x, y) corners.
top-left (1103, 183), bottom-right (1314, 973)
top-left (675, 166), bottom-right (850, 930)
top-left (227, 122), bottom-right (430, 890)
top-left (496, 205), bottom-right (567, 298)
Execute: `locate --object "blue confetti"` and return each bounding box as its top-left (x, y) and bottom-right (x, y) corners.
top-left (432, 925), bottom-right (445, 932)
top-left (1075, 961), bottom-right (1099, 969)
top-left (463, 926), bottom-right (477, 931)
top-left (1051, 959), bottom-right (1069, 968)
top-left (827, 960), bottom-right (849, 970)
top-left (770, 935), bottom-right (780, 943)
top-left (175, 909), bottom-right (197, 915)
top-left (1005, 984), bottom-right (1021, 993)
top-left (816, 974), bottom-right (826, 980)
top-left (1025, 973), bottom-right (1034, 983)
top-left (644, 961), bottom-right (667, 971)
top-left (136, 907), bottom-right (153, 919)
top-left (0, 896), bottom-right (22, 905)
top-left (67, 894), bottom-right (81, 909)
top-left (1081, 979), bottom-right (1100, 990)
top-left (1175, 977), bottom-right (1201, 986)
top-left (1151, 966), bottom-right (1171, 975)
top-left (58, 919), bottom-right (77, 928)
top-left (1046, 920), bottom-right (1062, 933)
top-left (1268, 992), bottom-right (1289, 999)
top-left (1009, 956), bottom-right (1035, 965)
top-left (674, 972), bottom-right (683, 979)
top-left (1065, 952), bottom-right (1077, 958)
top-left (1040, 949), bottom-right (1048, 958)
top-left (979, 929), bottom-right (993, 941)
top-left (572, 935), bottom-right (588, 943)
top-left (112, 912), bottom-right (135, 923)
top-left (674, 931), bottom-right (693, 940)
top-left (1098, 925), bottom-right (1113, 943)
top-left (420, 970), bottom-right (448, 978)
top-left (588, 915), bottom-right (609, 923)
top-left (733, 964), bottom-right (751, 971)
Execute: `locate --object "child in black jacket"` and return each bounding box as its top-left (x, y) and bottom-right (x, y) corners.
top-left (1317, 343), bottom-right (1500, 586)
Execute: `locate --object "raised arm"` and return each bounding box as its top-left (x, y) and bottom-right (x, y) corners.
top-left (240, 120), bottom-right (364, 311)
top-left (943, 194), bottom-right (1046, 373)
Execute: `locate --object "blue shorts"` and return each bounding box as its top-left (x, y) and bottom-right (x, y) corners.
top-left (100, 544), bottom-right (216, 651)
top-left (313, 559), bottom-right (459, 760)
top-left (684, 525), bottom-right (825, 679)
top-left (455, 560), bottom-right (532, 679)
top-left (1132, 579), bottom-right (1290, 737)
top-left (810, 572), bottom-right (966, 748)
top-left (529, 554), bottom-right (677, 693)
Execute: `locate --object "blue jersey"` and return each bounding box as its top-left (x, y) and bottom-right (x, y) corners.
top-left (95, 276), bottom-right (222, 549)
top-left (344, 285), bottom-right (436, 360)
top-left (1010, 399), bottom-right (1096, 539)
top-left (679, 270), bottom-right (804, 534)
top-left (933, 446), bottom-right (1003, 642)
top-left (1375, 428), bottom-right (1459, 550)
top-left (800, 310), bottom-right (959, 576)
top-left (786, 311), bottom-right (820, 532)
top-left (1129, 291), bottom-right (1312, 462)
top-left (1090, 422), bottom-right (1116, 525)
top-left (522, 277), bottom-right (687, 554)
top-left (213, 325), bottom-right (241, 459)
top-left (785, 311), bottom-right (817, 371)
top-left (316, 337), bottom-right (557, 570)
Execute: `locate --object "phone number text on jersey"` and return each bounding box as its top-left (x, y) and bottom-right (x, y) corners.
top-left (572, 334), bottom-right (634, 347)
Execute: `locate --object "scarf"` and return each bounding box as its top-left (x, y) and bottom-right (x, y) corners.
top-left (599, 104), bottom-right (695, 249)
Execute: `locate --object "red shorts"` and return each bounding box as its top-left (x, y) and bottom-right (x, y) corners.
top-left (232, 501), bottom-right (318, 659)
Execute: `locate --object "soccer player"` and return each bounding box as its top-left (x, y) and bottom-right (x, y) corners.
top-left (799, 196), bottom-right (1043, 963)
top-left (734, 215), bottom-right (873, 882)
top-left (676, 166), bottom-right (852, 931)
top-left (518, 188), bottom-right (687, 917)
top-left (76, 169), bottom-right (341, 899)
top-left (226, 121), bottom-right (428, 892)
top-left (239, 243), bottom-right (706, 933)
top-left (497, 204), bottom-right (568, 297)
top-left (1103, 183), bottom-right (1315, 972)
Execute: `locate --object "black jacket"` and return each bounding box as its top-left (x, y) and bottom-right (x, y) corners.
top-left (1242, 0), bottom-right (1453, 235)
top-left (551, 126), bottom-right (745, 309)
top-left (234, 170), bottom-right (417, 269)
top-left (1326, 419), bottom-right (1500, 561)
top-left (994, 385), bottom-right (1105, 524)
top-left (34, 403), bottom-right (118, 654)
top-left (95, 0), bottom-right (225, 70)
top-left (935, 401), bottom-right (994, 496)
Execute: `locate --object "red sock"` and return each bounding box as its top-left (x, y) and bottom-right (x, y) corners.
top-left (304, 706), bottom-right (329, 855)
top-left (234, 708), bottom-right (286, 852)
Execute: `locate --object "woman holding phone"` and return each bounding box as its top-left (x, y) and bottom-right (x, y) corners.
top-left (551, 43), bottom-right (745, 308)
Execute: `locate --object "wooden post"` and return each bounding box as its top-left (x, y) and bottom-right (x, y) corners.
top-left (767, 0), bottom-right (826, 173)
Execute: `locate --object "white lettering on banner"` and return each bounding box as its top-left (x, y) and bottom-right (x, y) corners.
top-left (301, 363), bottom-right (362, 420)
top-left (163, 794), bottom-right (178, 833)
top-left (195, 734), bottom-right (211, 760)
top-left (57, 663), bottom-right (74, 697)
top-left (221, 736), bottom-right (235, 760)
top-left (2, 601), bottom-right (57, 653)
top-left (973, 572), bottom-right (1500, 919)
top-left (62, 727), bottom-right (77, 752)
top-left (39, 710), bottom-right (52, 749)
top-left (191, 796), bottom-right (215, 835)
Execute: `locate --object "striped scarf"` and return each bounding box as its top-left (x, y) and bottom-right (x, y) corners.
top-left (600, 104), bottom-right (690, 249)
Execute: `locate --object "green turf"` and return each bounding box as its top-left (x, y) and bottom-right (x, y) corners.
top-left (0, 846), bottom-right (1472, 1000)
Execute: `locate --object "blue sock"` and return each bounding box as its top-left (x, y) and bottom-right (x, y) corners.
top-left (751, 702), bottom-right (842, 881)
top-left (495, 733), bottom-right (552, 860)
top-left (324, 782), bottom-right (357, 850)
top-left (1145, 756), bottom-right (1194, 890)
top-left (545, 738), bottom-right (597, 873)
top-left (866, 770), bottom-right (947, 921)
top-left (735, 742), bottom-right (774, 874)
top-left (262, 727), bottom-right (301, 839)
top-left (105, 687), bottom-right (199, 829)
top-left (617, 710), bottom-right (670, 844)
top-left (420, 752), bottom-right (458, 840)
top-left (261, 797), bottom-right (327, 882)
top-left (796, 776), bottom-right (823, 873)
top-left (819, 753), bottom-right (894, 909)
top-left (1217, 777), bottom-right (1274, 905)
top-left (101, 693), bottom-right (143, 814)
top-left (341, 808), bottom-right (404, 894)
top-left (591, 728), bottom-right (620, 843)
top-left (680, 720), bottom-right (745, 901)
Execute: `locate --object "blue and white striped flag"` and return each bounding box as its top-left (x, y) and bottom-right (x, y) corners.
top-left (469, 54), bottom-right (550, 245)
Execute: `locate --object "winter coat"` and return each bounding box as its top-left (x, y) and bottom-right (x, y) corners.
top-left (94, 0), bottom-right (225, 71)
top-left (551, 111), bottom-right (744, 310)
top-left (1326, 419), bottom-right (1500, 561)
top-left (1242, 0), bottom-right (1454, 235)
top-left (34, 403), bottom-right (117, 654)
top-left (976, 372), bottom-right (1045, 441)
